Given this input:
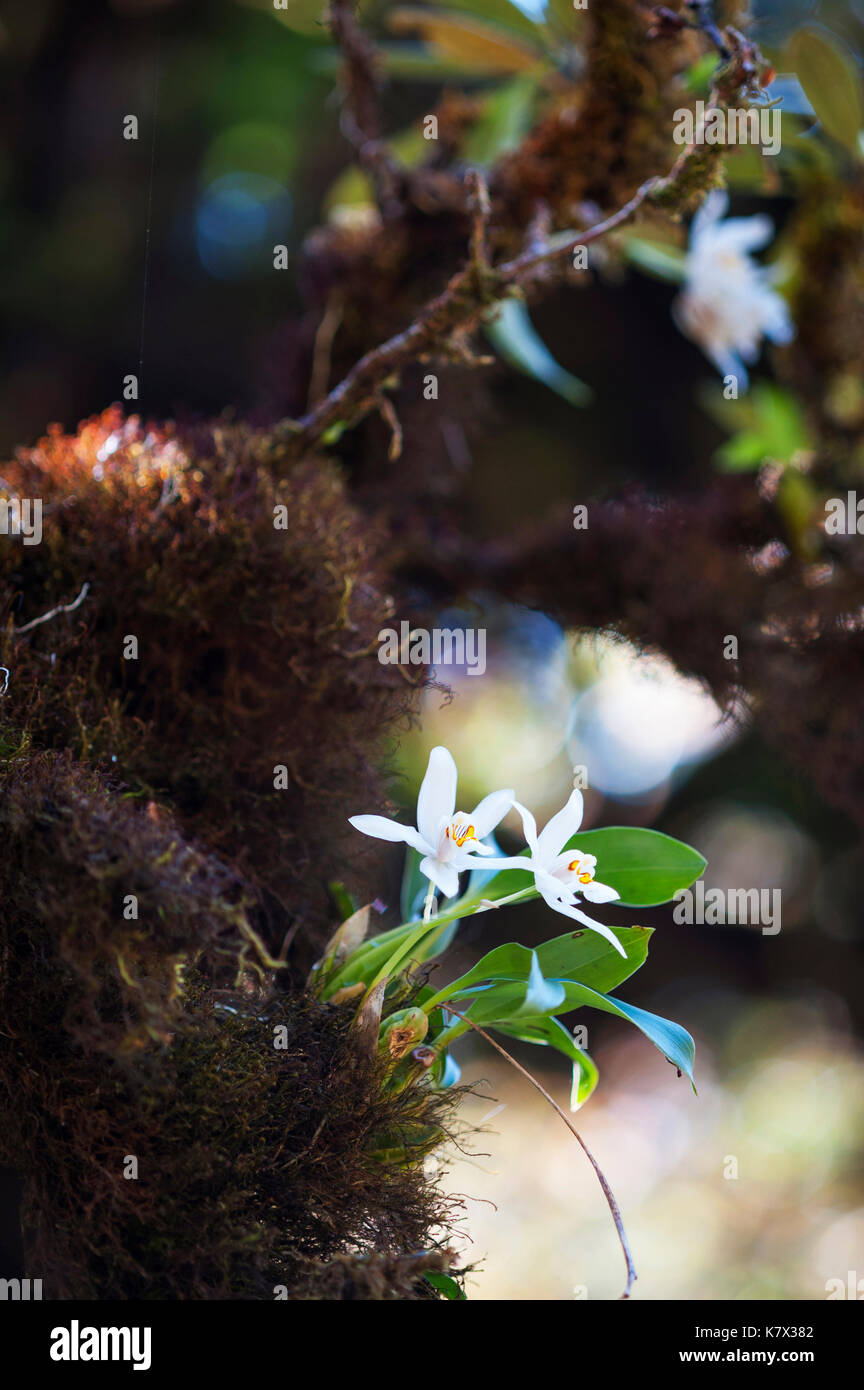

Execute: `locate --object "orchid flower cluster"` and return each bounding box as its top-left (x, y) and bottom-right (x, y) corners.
top-left (350, 746), bottom-right (624, 955)
top-left (310, 746), bottom-right (705, 1116)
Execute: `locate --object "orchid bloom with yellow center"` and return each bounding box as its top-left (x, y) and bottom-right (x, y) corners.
top-left (349, 745), bottom-right (514, 899)
top-left (494, 790), bottom-right (625, 957)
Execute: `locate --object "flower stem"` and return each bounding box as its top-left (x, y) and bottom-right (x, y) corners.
top-left (422, 880), bottom-right (436, 923)
top-left (438, 1002), bottom-right (637, 1301)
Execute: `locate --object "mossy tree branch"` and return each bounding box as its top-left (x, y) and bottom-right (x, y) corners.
top-left (281, 24), bottom-right (770, 458)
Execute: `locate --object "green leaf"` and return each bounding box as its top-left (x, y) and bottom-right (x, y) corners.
top-left (264, 0), bottom-right (329, 39)
top-left (623, 236), bottom-right (687, 284)
top-left (400, 847), bottom-right (428, 922)
top-left (463, 72), bottom-right (540, 165)
top-left (543, 0), bottom-right (590, 45)
top-left (400, 847), bottom-right (461, 961)
top-left (518, 951), bottom-right (568, 1017)
top-left (484, 298), bottom-right (593, 406)
top-left (436, 0), bottom-right (545, 44)
top-left (685, 52), bottom-right (720, 95)
top-left (448, 962), bottom-right (695, 1086)
top-left (555, 982), bottom-right (695, 1085)
top-left (708, 383), bottom-right (813, 473)
top-left (328, 880), bottom-right (357, 922)
top-left (785, 26), bottom-right (864, 157)
top-left (493, 1015), bottom-right (599, 1110)
top-left (458, 974), bottom-right (561, 1024)
top-left (428, 925), bottom-right (647, 1011)
top-left (467, 827), bottom-right (706, 910)
top-left (440, 947), bottom-right (565, 1021)
top-left (387, 7), bottom-right (543, 74)
top-left (535, 925), bottom-right (651, 992)
top-left (560, 828), bottom-right (706, 907)
top-left (424, 1270), bottom-right (467, 1300)
top-left (429, 941), bottom-right (535, 1001)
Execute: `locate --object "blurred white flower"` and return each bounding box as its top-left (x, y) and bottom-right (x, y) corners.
top-left (349, 745), bottom-right (513, 899)
top-left (673, 190), bottom-right (794, 389)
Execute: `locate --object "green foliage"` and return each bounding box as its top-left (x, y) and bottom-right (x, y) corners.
top-left (328, 817), bottom-right (703, 1113)
top-left (457, 827), bottom-right (706, 908)
top-left (705, 382), bottom-right (814, 472)
top-left (485, 298), bottom-right (594, 406)
top-left (785, 26), bottom-right (864, 157)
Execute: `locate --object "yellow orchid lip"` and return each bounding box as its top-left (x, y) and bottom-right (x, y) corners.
top-left (446, 819), bottom-right (477, 849)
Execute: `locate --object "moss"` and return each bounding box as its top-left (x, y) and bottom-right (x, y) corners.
top-left (0, 752), bottom-right (460, 1298)
top-left (0, 409), bottom-right (464, 1298)
top-left (1, 409), bottom-right (422, 966)
top-left (781, 176), bottom-right (864, 470)
top-left (493, 0), bottom-right (703, 234)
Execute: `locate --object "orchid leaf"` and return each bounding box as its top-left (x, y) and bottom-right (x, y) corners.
top-left (461, 827), bottom-right (706, 909)
top-left (785, 26), bottom-right (864, 157)
top-left (485, 298), bottom-right (593, 406)
top-left (387, 7), bottom-right (544, 74)
top-left (493, 1015), bottom-right (599, 1110)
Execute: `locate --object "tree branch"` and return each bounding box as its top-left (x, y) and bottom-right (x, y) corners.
top-left (282, 25), bottom-right (766, 457)
top-left (327, 0), bottom-right (401, 216)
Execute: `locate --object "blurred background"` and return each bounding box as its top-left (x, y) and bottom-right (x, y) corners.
top-left (390, 628), bottom-right (864, 1300)
top-left (2, 0), bottom-right (863, 1299)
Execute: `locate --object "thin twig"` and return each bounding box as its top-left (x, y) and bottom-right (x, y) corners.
top-left (307, 293), bottom-right (344, 409)
top-left (327, 0), bottom-right (401, 215)
top-left (15, 581), bottom-right (90, 636)
top-left (441, 1002), bottom-right (638, 1300)
top-left (375, 391), bottom-right (403, 460)
top-left (465, 168), bottom-right (491, 279)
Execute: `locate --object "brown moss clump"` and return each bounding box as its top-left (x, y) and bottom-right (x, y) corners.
top-left (0, 410), bottom-right (466, 1298)
top-left (0, 751), bottom-right (459, 1298)
top-left (493, 0), bottom-right (703, 232)
top-left (1, 408), bottom-right (421, 965)
top-left (0, 751), bottom-right (257, 1055)
top-left (781, 176), bottom-right (864, 470)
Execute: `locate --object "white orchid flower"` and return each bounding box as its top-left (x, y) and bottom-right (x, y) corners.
top-left (492, 789), bottom-right (625, 957)
top-left (672, 189), bottom-right (794, 390)
top-left (349, 745), bottom-right (514, 900)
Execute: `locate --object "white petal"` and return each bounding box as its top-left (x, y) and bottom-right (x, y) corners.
top-left (511, 799), bottom-right (540, 854)
top-left (690, 189), bottom-right (728, 244)
top-left (537, 789), bottom-right (584, 861)
top-left (419, 856), bottom-right (460, 899)
top-left (713, 213), bottom-right (774, 254)
top-left (760, 292), bottom-right (795, 344)
top-left (349, 815), bottom-right (429, 855)
top-left (479, 853), bottom-right (536, 874)
top-left (581, 879), bottom-right (620, 903)
top-left (544, 898), bottom-right (627, 957)
top-left (705, 343), bottom-right (749, 389)
top-left (470, 788), bottom-right (514, 839)
top-left (536, 868), bottom-right (575, 907)
top-left (416, 746), bottom-right (457, 846)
